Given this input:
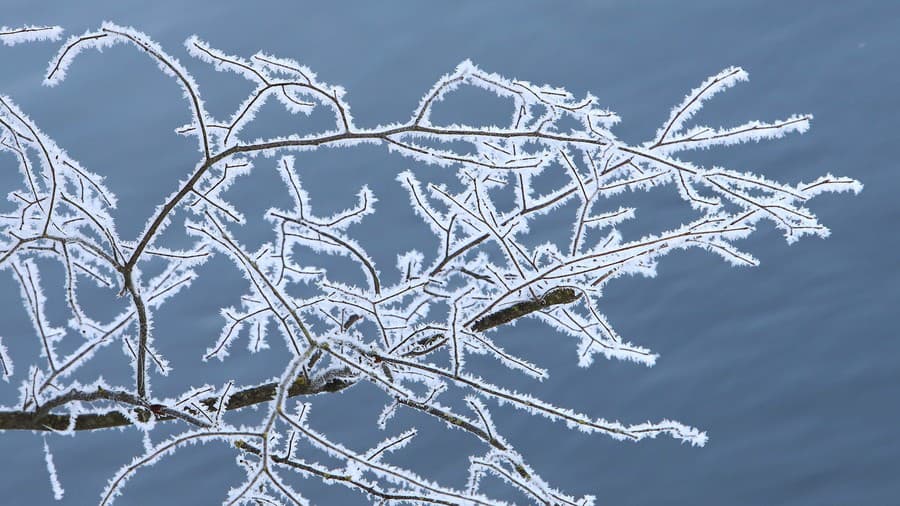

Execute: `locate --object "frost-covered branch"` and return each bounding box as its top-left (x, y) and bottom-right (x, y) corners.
top-left (0, 23), bottom-right (860, 505)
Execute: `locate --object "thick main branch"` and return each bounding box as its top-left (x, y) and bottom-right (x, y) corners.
top-left (0, 290), bottom-right (578, 432)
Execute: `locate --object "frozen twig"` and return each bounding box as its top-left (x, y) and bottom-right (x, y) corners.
top-left (0, 23), bottom-right (861, 505)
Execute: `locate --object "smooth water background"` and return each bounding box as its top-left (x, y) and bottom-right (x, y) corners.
top-left (0, 2), bottom-right (897, 505)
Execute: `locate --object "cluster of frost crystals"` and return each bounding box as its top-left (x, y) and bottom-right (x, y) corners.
top-left (0, 25), bottom-right (63, 46)
top-left (0, 24), bottom-right (860, 505)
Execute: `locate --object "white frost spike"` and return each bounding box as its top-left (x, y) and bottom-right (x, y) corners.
top-left (266, 161), bottom-right (381, 293)
top-left (10, 258), bottom-right (64, 369)
top-left (247, 315), bottom-right (270, 354)
top-left (52, 310), bottom-right (134, 384)
top-left (251, 51), bottom-right (317, 81)
top-left (410, 59), bottom-right (471, 126)
top-left (205, 305), bottom-right (270, 361)
top-left (654, 115), bottom-right (812, 155)
top-left (653, 66), bottom-right (749, 146)
top-left (220, 85), bottom-right (275, 147)
top-left (18, 366), bottom-right (43, 409)
top-left (47, 22), bottom-right (212, 156)
top-left (273, 84), bottom-right (318, 116)
top-left (464, 329), bottom-right (549, 380)
top-left (470, 451), bottom-right (557, 505)
top-left (204, 41), bottom-right (355, 132)
top-left (185, 36), bottom-right (264, 83)
top-left (141, 429), bottom-right (154, 454)
top-left (699, 239), bottom-right (759, 267)
top-left (465, 397), bottom-right (501, 443)
top-left (100, 431), bottom-right (252, 506)
top-left (274, 155), bottom-right (309, 215)
top-left (45, 28), bottom-right (117, 86)
top-left (377, 401), bottom-right (399, 430)
top-left (364, 429), bottom-right (417, 462)
top-left (294, 402), bottom-right (312, 426)
top-left (536, 307), bottom-right (658, 367)
top-left (396, 250), bottom-right (425, 279)
top-left (43, 438), bottom-right (65, 500)
top-left (144, 259), bottom-right (206, 310)
top-left (0, 25), bottom-right (63, 46)
top-left (398, 170), bottom-right (450, 238)
top-left (800, 173), bottom-right (865, 198)
top-left (0, 336), bottom-right (12, 381)
top-left (582, 207), bottom-right (636, 231)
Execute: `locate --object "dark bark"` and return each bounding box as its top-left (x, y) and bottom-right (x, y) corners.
top-left (0, 288), bottom-right (579, 432)
top-left (470, 287), bottom-right (580, 332)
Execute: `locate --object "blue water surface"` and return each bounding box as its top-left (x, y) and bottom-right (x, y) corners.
top-left (0, 2), bottom-right (897, 505)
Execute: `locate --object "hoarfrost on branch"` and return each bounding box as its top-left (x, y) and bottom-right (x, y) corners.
top-left (0, 23), bottom-right (860, 505)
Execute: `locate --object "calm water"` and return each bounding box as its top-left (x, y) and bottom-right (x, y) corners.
top-left (1, 2), bottom-right (897, 505)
